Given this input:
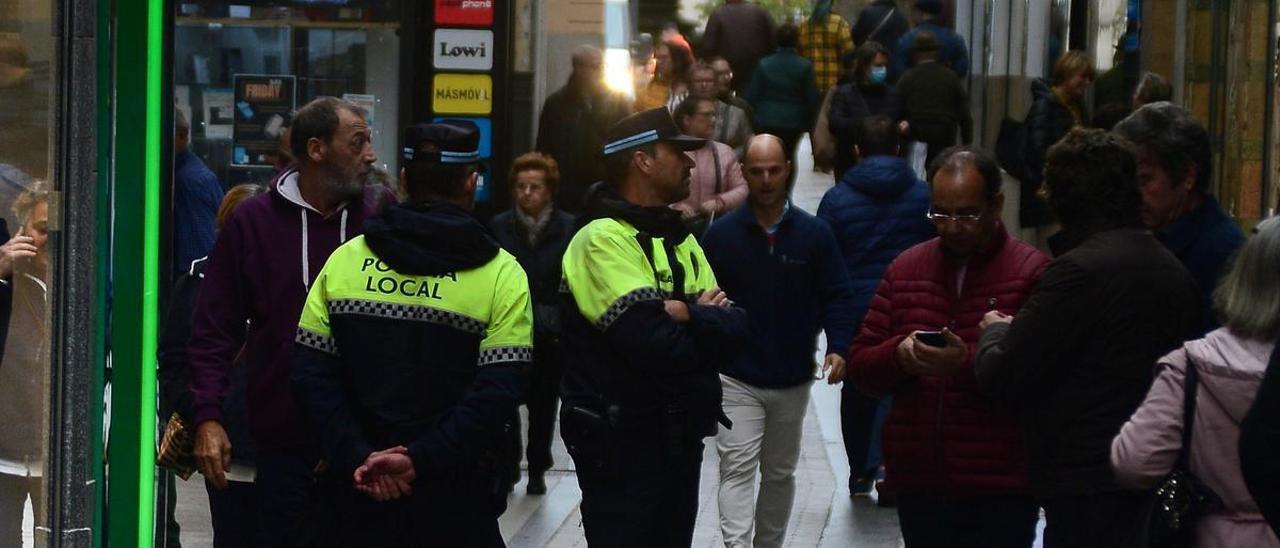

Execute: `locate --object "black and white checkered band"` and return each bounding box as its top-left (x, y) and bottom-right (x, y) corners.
top-left (296, 328), bottom-right (339, 356)
top-left (595, 287), bottom-right (666, 331)
top-left (478, 346), bottom-right (533, 367)
top-left (328, 299), bottom-right (486, 335)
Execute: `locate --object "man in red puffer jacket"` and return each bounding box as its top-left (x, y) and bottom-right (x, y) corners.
top-left (846, 146), bottom-right (1049, 548)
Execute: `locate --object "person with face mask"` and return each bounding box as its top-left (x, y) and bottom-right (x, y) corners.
top-left (1112, 102), bottom-right (1244, 336)
top-left (829, 41), bottom-right (902, 178)
top-left (188, 96), bottom-right (396, 547)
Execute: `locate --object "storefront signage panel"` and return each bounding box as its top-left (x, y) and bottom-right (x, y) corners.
top-left (231, 74), bottom-right (296, 167)
top-left (433, 73), bottom-right (493, 115)
top-left (433, 29), bottom-right (494, 71)
top-left (435, 0), bottom-right (494, 26)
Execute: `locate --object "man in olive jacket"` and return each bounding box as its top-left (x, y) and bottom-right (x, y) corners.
top-left (975, 129), bottom-right (1199, 548)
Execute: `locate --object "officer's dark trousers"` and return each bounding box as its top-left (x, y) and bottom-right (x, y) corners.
top-left (255, 448), bottom-right (332, 548)
top-left (332, 468), bottom-right (506, 547)
top-left (571, 428), bottom-right (705, 547)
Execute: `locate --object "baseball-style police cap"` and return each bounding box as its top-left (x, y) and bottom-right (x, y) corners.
top-left (602, 107), bottom-right (705, 156)
top-left (402, 120), bottom-right (481, 164)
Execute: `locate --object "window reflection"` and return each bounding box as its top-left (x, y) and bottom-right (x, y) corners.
top-left (0, 19), bottom-right (53, 548)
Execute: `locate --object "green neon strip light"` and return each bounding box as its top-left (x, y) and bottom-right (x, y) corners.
top-left (136, 0), bottom-right (162, 544)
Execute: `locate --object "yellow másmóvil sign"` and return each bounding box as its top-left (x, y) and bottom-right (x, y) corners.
top-left (433, 73), bottom-right (493, 115)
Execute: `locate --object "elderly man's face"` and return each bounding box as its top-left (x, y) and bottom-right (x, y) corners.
top-left (711, 60), bottom-right (733, 94)
top-left (22, 199), bottom-right (49, 275)
top-left (689, 69), bottom-right (717, 99)
top-left (315, 108), bottom-right (377, 200)
top-left (1136, 154), bottom-right (1195, 230)
top-left (930, 165), bottom-right (999, 259)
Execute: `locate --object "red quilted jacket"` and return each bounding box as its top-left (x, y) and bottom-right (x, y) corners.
top-left (848, 226), bottom-right (1049, 496)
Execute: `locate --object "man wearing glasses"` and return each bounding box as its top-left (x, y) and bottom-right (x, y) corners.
top-left (846, 146), bottom-right (1049, 548)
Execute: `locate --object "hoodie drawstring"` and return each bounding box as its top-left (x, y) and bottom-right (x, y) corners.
top-left (340, 209), bottom-right (349, 243)
top-left (301, 209), bottom-right (311, 289)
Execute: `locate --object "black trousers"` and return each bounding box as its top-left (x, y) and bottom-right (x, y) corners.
top-left (332, 468), bottom-right (506, 547)
top-left (254, 448), bottom-right (333, 548)
top-left (507, 353), bottom-right (563, 480)
top-left (206, 479), bottom-right (259, 548)
top-left (1040, 492), bottom-right (1145, 548)
top-left (567, 420), bottom-right (705, 548)
top-left (0, 473), bottom-right (43, 548)
top-left (897, 494), bottom-right (1040, 548)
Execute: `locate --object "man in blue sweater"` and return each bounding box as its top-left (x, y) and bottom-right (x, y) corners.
top-left (173, 107), bottom-right (225, 274)
top-left (703, 134), bottom-right (857, 547)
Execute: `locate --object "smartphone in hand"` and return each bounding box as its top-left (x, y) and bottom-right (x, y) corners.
top-left (914, 331), bottom-right (947, 348)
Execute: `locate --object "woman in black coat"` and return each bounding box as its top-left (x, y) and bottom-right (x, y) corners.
top-left (1021, 51), bottom-right (1094, 234)
top-left (488, 153), bottom-right (576, 496)
top-left (828, 41), bottom-right (900, 178)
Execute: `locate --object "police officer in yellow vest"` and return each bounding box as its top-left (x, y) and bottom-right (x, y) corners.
top-left (291, 120), bottom-right (531, 547)
top-left (559, 107), bottom-right (749, 546)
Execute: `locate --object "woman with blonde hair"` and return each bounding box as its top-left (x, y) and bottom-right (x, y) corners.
top-left (1112, 216), bottom-right (1280, 548)
top-left (1019, 50), bottom-right (1094, 239)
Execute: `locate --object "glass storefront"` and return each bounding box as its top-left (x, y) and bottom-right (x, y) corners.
top-left (0, 0), bottom-right (56, 544)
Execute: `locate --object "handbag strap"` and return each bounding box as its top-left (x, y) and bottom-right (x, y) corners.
top-left (1176, 362), bottom-right (1201, 468)
top-left (865, 7), bottom-right (897, 45)
top-left (712, 146), bottom-right (723, 195)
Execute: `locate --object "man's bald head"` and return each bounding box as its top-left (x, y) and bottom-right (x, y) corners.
top-left (742, 135), bottom-right (791, 210)
top-left (572, 45), bottom-right (603, 70)
top-left (743, 134), bottom-right (787, 167)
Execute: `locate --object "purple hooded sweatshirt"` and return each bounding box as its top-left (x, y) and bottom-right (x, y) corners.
top-left (188, 168), bottom-right (395, 450)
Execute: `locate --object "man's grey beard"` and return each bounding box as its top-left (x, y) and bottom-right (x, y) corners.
top-left (320, 164), bottom-right (370, 200)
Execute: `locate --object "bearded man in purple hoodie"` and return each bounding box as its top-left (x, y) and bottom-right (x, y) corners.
top-left (189, 96), bottom-right (395, 546)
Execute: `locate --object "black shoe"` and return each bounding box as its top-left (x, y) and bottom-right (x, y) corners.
top-left (527, 474), bottom-right (547, 495)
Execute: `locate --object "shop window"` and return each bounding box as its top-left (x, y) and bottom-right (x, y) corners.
top-left (0, 6), bottom-right (55, 547)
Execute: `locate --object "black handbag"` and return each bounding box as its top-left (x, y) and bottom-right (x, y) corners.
top-left (1134, 363), bottom-right (1223, 548)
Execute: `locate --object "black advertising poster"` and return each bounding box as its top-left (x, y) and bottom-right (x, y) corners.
top-left (232, 74), bottom-right (296, 167)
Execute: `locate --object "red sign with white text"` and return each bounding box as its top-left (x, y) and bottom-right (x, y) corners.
top-left (435, 0), bottom-right (494, 26)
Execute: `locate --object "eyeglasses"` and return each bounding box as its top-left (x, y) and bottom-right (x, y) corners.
top-left (926, 209), bottom-right (983, 224)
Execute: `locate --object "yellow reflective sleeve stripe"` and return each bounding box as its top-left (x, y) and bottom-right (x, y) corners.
top-left (478, 253), bottom-right (534, 366)
top-left (297, 263), bottom-right (338, 355)
top-left (562, 220), bottom-right (665, 330)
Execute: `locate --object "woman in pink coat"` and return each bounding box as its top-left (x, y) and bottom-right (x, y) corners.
top-left (670, 97), bottom-right (748, 224)
top-left (1111, 216), bottom-right (1280, 548)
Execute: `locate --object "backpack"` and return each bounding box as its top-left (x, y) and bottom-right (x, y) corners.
top-left (996, 117), bottom-right (1029, 182)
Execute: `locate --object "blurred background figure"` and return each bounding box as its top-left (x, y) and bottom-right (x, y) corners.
top-left (635, 39), bottom-right (692, 112)
top-left (173, 106), bottom-right (226, 275)
top-left (0, 182), bottom-right (51, 548)
top-left (829, 41), bottom-right (900, 178)
top-left (897, 33), bottom-right (972, 168)
top-left (489, 153), bottom-right (575, 496)
top-left (852, 0), bottom-right (909, 80)
top-left (537, 45), bottom-right (632, 214)
top-left (687, 61), bottom-right (753, 158)
top-left (892, 0), bottom-right (969, 79)
top-left (745, 23), bottom-right (821, 180)
top-left (1019, 51), bottom-right (1094, 245)
top-left (798, 0), bottom-right (854, 92)
top-left (671, 96), bottom-right (748, 233)
top-left (701, 0), bottom-right (776, 94)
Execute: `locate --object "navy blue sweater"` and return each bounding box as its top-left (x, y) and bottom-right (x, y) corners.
top-left (703, 204), bottom-right (857, 388)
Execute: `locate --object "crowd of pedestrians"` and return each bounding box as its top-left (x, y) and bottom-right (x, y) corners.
top-left (0, 2), bottom-right (1273, 548)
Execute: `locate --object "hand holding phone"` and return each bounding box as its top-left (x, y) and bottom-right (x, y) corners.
top-left (914, 330), bottom-right (947, 348)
